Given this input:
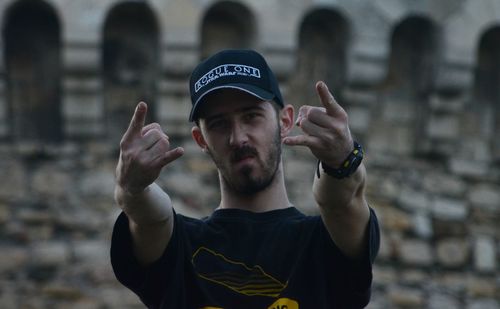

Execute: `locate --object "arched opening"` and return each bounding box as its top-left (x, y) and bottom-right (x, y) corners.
top-left (474, 25), bottom-right (500, 157)
top-left (383, 16), bottom-right (438, 99)
top-left (102, 1), bottom-right (159, 141)
top-left (290, 8), bottom-right (349, 108)
top-left (377, 16), bottom-right (439, 155)
top-left (3, 0), bottom-right (62, 142)
top-left (200, 1), bottom-right (256, 60)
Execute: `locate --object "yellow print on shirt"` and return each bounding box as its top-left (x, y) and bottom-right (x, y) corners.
top-left (192, 247), bottom-right (287, 297)
top-left (200, 298), bottom-right (299, 309)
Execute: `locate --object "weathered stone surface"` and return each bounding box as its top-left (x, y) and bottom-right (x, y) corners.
top-left (399, 239), bottom-right (434, 266)
top-left (449, 158), bottom-right (489, 179)
top-left (468, 184), bottom-right (500, 213)
top-left (428, 293), bottom-right (461, 309)
top-left (30, 242), bottom-right (71, 267)
top-left (436, 238), bottom-right (470, 267)
top-left (412, 213), bottom-right (433, 238)
top-left (474, 236), bottom-right (497, 272)
top-left (426, 114), bottom-right (460, 139)
top-left (0, 247), bottom-right (29, 274)
top-left (31, 165), bottom-right (73, 199)
top-left (388, 286), bottom-right (424, 307)
top-left (466, 277), bottom-right (498, 298)
top-left (397, 187), bottom-right (431, 213)
top-left (466, 299), bottom-right (500, 309)
top-left (422, 171), bottom-right (467, 196)
top-left (431, 197), bottom-right (468, 221)
top-left (377, 205), bottom-right (412, 232)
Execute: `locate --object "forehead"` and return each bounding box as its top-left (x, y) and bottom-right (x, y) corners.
top-left (196, 88), bottom-right (272, 119)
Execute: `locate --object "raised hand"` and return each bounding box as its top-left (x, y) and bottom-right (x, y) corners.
top-left (116, 102), bottom-right (184, 195)
top-left (283, 81), bottom-right (353, 168)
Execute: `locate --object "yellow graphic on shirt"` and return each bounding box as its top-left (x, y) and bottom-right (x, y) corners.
top-left (192, 247), bottom-right (287, 297)
top-left (268, 298), bottom-right (299, 309)
top-left (200, 298), bottom-right (299, 309)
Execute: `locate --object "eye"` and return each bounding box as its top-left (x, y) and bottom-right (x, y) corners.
top-left (208, 119), bottom-right (229, 130)
top-left (243, 112), bottom-right (261, 122)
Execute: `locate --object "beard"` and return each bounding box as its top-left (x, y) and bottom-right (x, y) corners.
top-left (207, 126), bottom-right (282, 196)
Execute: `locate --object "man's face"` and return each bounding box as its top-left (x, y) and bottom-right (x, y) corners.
top-left (195, 89), bottom-right (282, 196)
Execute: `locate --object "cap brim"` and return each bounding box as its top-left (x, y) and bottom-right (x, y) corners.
top-left (189, 84), bottom-right (275, 122)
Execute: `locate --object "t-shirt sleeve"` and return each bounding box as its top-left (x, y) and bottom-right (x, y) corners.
top-left (110, 211), bottom-right (182, 308)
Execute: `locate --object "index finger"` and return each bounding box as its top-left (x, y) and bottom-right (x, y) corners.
top-left (315, 81), bottom-right (344, 117)
top-left (123, 102), bottom-right (147, 140)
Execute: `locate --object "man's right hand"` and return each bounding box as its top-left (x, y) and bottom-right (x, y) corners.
top-left (116, 102), bottom-right (184, 195)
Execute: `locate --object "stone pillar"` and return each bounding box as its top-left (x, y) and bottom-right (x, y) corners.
top-left (62, 40), bottom-right (104, 138)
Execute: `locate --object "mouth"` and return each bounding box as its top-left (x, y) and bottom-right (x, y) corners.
top-left (231, 146), bottom-right (258, 163)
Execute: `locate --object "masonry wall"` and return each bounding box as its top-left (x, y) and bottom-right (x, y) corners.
top-left (0, 0), bottom-right (499, 308)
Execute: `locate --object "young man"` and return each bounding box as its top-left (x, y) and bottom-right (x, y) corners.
top-left (111, 49), bottom-right (379, 308)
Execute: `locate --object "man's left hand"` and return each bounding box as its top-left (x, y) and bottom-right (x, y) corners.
top-left (284, 81), bottom-right (354, 168)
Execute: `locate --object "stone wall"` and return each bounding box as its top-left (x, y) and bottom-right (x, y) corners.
top-left (0, 0), bottom-right (498, 308)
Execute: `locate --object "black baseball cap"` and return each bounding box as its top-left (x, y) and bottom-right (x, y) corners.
top-left (188, 49), bottom-right (284, 122)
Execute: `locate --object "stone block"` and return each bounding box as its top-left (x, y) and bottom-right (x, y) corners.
top-left (162, 46), bottom-right (198, 76)
top-left (0, 247), bottom-right (29, 274)
top-left (428, 293), bottom-right (460, 309)
top-left (377, 206), bottom-right (412, 232)
top-left (397, 187), bottom-right (431, 213)
top-left (426, 114), bottom-right (459, 139)
top-left (474, 236), bottom-right (497, 272)
top-left (436, 238), bottom-right (470, 268)
top-left (63, 43), bottom-right (100, 72)
top-left (466, 277), bottom-right (498, 298)
top-left (431, 197), bottom-right (468, 221)
top-left (346, 106), bottom-right (372, 133)
top-left (468, 184), bottom-right (500, 213)
top-left (412, 213), bottom-right (433, 239)
top-left (31, 242), bottom-right (71, 267)
top-left (399, 239), bottom-right (434, 266)
top-left (388, 286), bottom-right (424, 307)
top-left (449, 158), bottom-right (489, 179)
top-left (422, 172), bottom-right (466, 196)
top-left (466, 299), bottom-right (499, 309)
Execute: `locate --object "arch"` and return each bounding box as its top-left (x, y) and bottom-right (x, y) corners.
top-left (474, 25), bottom-right (500, 106)
top-left (383, 15), bottom-right (439, 99)
top-left (200, 1), bottom-right (256, 60)
top-left (102, 0), bottom-right (160, 141)
top-left (474, 25), bottom-right (500, 154)
top-left (3, 0), bottom-right (62, 142)
top-left (289, 8), bottom-right (350, 107)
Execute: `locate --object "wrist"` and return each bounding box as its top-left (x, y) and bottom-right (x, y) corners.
top-left (317, 141), bottom-right (364, 179)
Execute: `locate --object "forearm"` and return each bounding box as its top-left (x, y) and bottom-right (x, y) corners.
top-left (313, 163), bottom-right (370, 259)
top-left (114, 182), bottom-right (174, 265)
top-left (313, 163), bottom-right (367, 212)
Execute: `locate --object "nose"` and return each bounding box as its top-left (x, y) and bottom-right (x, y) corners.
top-left (229, 122), bottom-right (249, 148)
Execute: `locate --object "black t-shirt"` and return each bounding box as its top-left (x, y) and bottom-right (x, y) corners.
top-left (111, 207), bottom-right (380, 309)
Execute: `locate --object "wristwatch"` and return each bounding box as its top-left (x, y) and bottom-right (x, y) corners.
top-left (316, 141), bottom-right (364, 179)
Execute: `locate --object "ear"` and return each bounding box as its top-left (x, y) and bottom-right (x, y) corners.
top-left (191, 125), bottom-right (208, 152)
top-left (279, 104), bottom-right (295, 139)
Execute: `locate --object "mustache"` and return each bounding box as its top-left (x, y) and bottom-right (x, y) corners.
top-left (231, 145), bottom-right (258, 162)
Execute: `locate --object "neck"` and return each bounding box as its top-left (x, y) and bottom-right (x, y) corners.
top-left (217, 163), bottom-right (292, 213)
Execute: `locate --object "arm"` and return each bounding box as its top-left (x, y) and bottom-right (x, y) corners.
top-left (115, 102), bottom-right (184, 266)
top-left (284, 81), bottom-right (370, 260)
top-left (313, 163), bottom-right (370, 259)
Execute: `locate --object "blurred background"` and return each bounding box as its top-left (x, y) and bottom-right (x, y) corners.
top-left (0, 0), bottom-right (499, 308)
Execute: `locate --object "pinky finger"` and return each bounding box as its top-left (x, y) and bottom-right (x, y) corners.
top-left (154, 147), bottom-right (185, 168)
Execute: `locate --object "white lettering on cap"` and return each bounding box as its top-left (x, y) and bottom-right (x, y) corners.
top-left (195, 64), bottom-right (261, 93)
